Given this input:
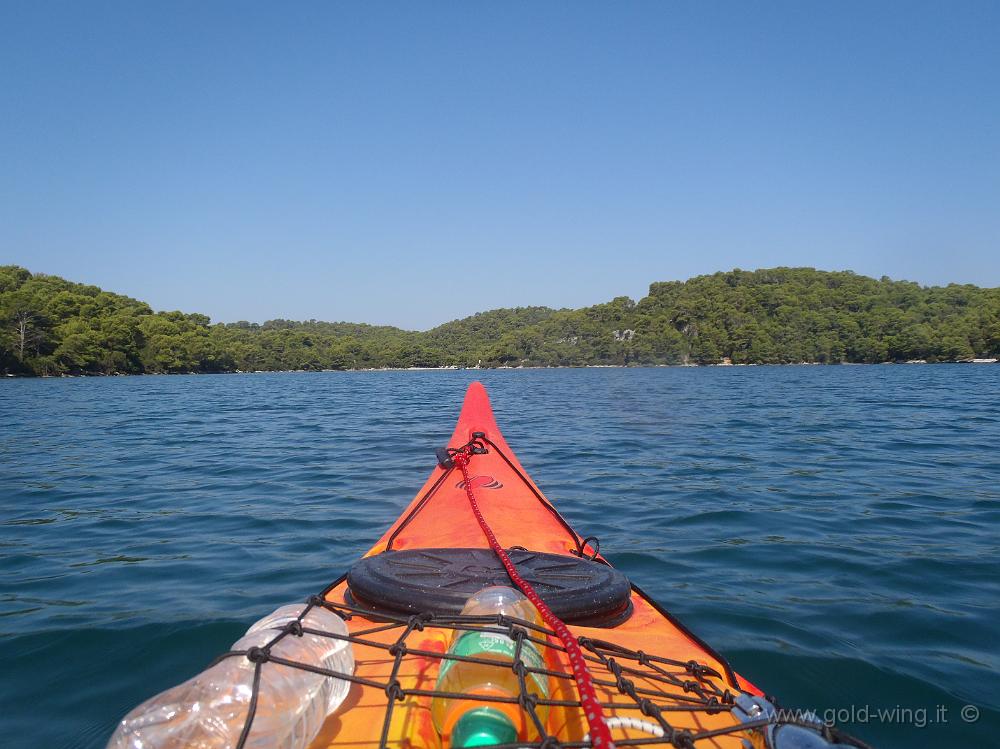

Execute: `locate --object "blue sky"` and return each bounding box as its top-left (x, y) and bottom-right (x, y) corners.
top-left (2, 2), bottom-right (998, 329)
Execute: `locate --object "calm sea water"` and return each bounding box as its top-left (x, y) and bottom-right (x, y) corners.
top-left (2, 367), bottom-right (998, 748)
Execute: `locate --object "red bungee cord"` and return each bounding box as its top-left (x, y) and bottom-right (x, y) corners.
top-left (452, 449), bottom-right (616, 749)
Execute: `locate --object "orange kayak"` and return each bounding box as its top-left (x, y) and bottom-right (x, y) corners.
top-left (307, 382), bottom-right (869, 749)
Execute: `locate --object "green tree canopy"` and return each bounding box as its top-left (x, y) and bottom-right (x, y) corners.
top-left (2, 265), bottom-right (998, 376)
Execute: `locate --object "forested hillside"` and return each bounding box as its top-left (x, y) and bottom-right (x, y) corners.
top-left (2, 265), bottom-right (998, 375)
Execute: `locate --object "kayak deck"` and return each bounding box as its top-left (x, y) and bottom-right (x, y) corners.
top-left (306, 383), bottom-right (771, 749)
top-left (308, 591), bottom-right (762, 749)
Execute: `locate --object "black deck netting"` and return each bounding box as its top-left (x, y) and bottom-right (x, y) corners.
top-left (210, 594), bottom-right (872, 749)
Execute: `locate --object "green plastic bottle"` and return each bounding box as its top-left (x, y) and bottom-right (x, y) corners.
top-left (431, 586), bottom-right (550, 747)
top-left (451, 708), bottom-right (517, 748)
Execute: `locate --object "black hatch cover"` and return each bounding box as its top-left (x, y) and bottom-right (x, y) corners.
top-left (347, 548), bottom-right (632, 627)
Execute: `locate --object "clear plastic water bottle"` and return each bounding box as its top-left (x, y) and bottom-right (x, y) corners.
top-left (431, 586), bottom-right (551, 747)
top-left (107, 602), bottom-right (354, 749)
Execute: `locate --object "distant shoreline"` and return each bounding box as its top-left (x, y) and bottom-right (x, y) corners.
top-left (5, 266), bottom-right (999, 378)
top-left (5, 359), bottom-right (999, 379)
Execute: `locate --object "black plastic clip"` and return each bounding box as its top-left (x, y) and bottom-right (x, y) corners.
top-left (435, 447), bottom-right (454, 469)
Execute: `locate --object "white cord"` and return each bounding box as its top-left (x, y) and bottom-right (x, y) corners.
top-left (582, 716), bottom-right (666, 743)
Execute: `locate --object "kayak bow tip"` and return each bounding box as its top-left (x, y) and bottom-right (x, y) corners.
top-left (454, 381), bottom-right (500, 444)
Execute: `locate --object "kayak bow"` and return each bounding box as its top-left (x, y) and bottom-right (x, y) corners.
top-left (310, 382), bottom-right (793, 749)
top-left (108, 381), bottom-right (873, 749)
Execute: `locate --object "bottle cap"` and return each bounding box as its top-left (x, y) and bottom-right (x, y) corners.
top-left (451, 707), bottom-right (517, 747)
